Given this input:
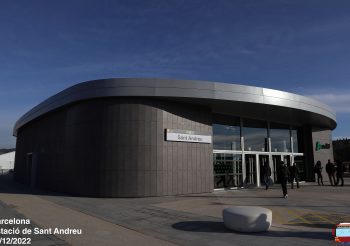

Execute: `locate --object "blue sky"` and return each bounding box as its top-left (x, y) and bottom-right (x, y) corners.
top-left (1, 0), bottom-right (350, 148)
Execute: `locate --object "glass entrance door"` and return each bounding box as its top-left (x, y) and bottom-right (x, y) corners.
top-left (232, 155), bottom-right (243, 187)
top-left (213, 153), bottom-right (242, 189)
top-left (272, 155), bottom-right (281, 183)
top-left (214, 152), bottom-right (304, 189)
top-left (294, 155), bottom-right (305, 181)
top-left (272, 154), bottom-right (292, 183)
top-left (259, 155), bottom-right (269, 186)
top-left (283, 155), bottom-right (291, 167)
top-left (245, 154), bottom-right (256, 185)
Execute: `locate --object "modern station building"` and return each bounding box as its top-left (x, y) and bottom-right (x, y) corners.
top-left (13, 78), bottom-right (336, 197)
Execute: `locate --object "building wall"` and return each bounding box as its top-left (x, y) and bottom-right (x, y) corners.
top-left (312, 129), bottom-right (334, 171)
top-left (300, 126), bottom-right (314, 182)
top-left (14, 98), bottom-right (213, 197)
top-left (0, 151), bottom-right (15, 170)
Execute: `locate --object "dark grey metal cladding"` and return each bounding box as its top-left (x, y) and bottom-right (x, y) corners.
top-left (13, 78), bottom-right (336, 136)
top-left (14, 98), bottom-right (213, 197)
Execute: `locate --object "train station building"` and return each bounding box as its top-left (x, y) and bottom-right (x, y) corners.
top-left (13, 78), bottom-right (336, 197)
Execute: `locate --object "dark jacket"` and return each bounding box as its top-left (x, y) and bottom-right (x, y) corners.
top-left (262, 164), bottom-right (271, 177)
top-left (279, 165), bottom-right (290, 180)
top-left (290, 165), bottom-right (299, 178)
top-left (326, 161), bottom-right (336, 174)
top-left (336, 162), bottom-right (344, 174)
top-left (314, 163), bottom-right (323, 175)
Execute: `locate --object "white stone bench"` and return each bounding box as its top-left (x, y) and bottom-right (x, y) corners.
top-left (223, 206), bottom-right (272, 232)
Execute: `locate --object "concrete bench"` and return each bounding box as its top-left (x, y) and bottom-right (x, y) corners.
top-left (223, 206), bottom-right (272, 232)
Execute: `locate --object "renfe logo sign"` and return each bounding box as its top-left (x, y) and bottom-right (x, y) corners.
top-left (315, 141), bottom-right (331, 151)
top-left (165, 129), bottom-right (212, 144)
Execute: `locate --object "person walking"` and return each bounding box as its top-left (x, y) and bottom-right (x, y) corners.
top-left (290, 162), bottom-right (300, 189)
top-left (279, 161), bottom-right (290, 198)
top-left (335, 160), bottom-right (344, 186)
top-left (326, 159), bottom-right (336, 186)
top-left (314, 161), bottom-right (324, 186)
top-left (262, 162), bottom-right (272, 190)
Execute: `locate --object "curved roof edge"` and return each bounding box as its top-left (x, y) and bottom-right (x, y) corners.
top-left (13, 78), bottom-right (337, 136)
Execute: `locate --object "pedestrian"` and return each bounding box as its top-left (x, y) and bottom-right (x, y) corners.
top-left (326, 159), bottom-right (336, 186)
top-left (216, 174), bottom-right (226, 188)
top-left (290, 162), bottom-right (300, 189)
top-left (335, 160), bottom-right (344, 186)
top-left (225, 169), bottom-right (234, 187)
top-left (278, 161), bottom-right (290, 198)
top-left (314, 161), bottom-right (324, 186)
top-left (262, 162), bottom-right (272, 190)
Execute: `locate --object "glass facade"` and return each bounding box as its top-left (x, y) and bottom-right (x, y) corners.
top-left (212, 117), bottom-right (306, 187)
top-left (213, 124), bottom-right (241, 150)
top-left (291, 129), bottom-right (299, 153)
top-left (213, 153), bottom-right (242, 188)
top-left (245, 154), bottom-right (257, 184)
top-left (213, 119), bottom-right (301, 153)
top-left (270, 126), bottom-right (291, 152)
top-left (243, 120), bottom-right (268, 152)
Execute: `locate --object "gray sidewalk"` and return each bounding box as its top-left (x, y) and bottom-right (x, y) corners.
top-left (0, 174), bottom-right (349, 246)
top-left (0, 201), bottom-right (68, 246)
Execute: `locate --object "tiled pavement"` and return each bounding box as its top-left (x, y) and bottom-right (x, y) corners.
top-left (0, 174), bottom-right (349, 245)
top-left (0, 201), bottom-right (68, 246)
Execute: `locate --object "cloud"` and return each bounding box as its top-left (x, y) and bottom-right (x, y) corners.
top-left (305, 92), bottom-right (350, 113)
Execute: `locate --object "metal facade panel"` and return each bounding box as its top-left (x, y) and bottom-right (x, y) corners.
top-left (14, 98), bottom-right (213, 197)
top-left (13, 78), bottom-right (337, 135)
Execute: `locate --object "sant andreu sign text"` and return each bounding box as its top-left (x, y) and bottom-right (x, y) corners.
top-left (165, 129), bottom-right (212, 144)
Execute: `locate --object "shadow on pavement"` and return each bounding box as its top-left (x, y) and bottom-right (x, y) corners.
top-left (0, 172), bottom-right (67, 197)
top-left (180, 195), bottom-right (285, 199)
top-left (172, 221), bottom-right (331, 240)
top-left (172, 221), bottom-right (229, 233)
top-left (286, 223), bottom-right (334, 229)
top-left (209, 201), bottom-right (349, 208)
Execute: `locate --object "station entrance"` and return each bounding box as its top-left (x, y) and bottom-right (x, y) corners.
top-left (213, 151), bottom-right (304, 189)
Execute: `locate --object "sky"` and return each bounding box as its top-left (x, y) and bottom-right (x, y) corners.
top-left (1, 0), bottom-right (350, 148)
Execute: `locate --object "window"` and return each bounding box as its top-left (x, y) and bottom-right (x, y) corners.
top-left (270, 125), bottom-right (291, 152)
top-left (270, 124), bottom-right (292, 152)
top-left (213, 124), bottom-right (241, 150)
top-left (291, 129), bottom-right (300, 153)
top-left (243, 119), bottom-right (268, 152)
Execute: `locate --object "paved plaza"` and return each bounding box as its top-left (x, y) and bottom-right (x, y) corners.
top-left (0, 174), bottom-right (349, 245)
